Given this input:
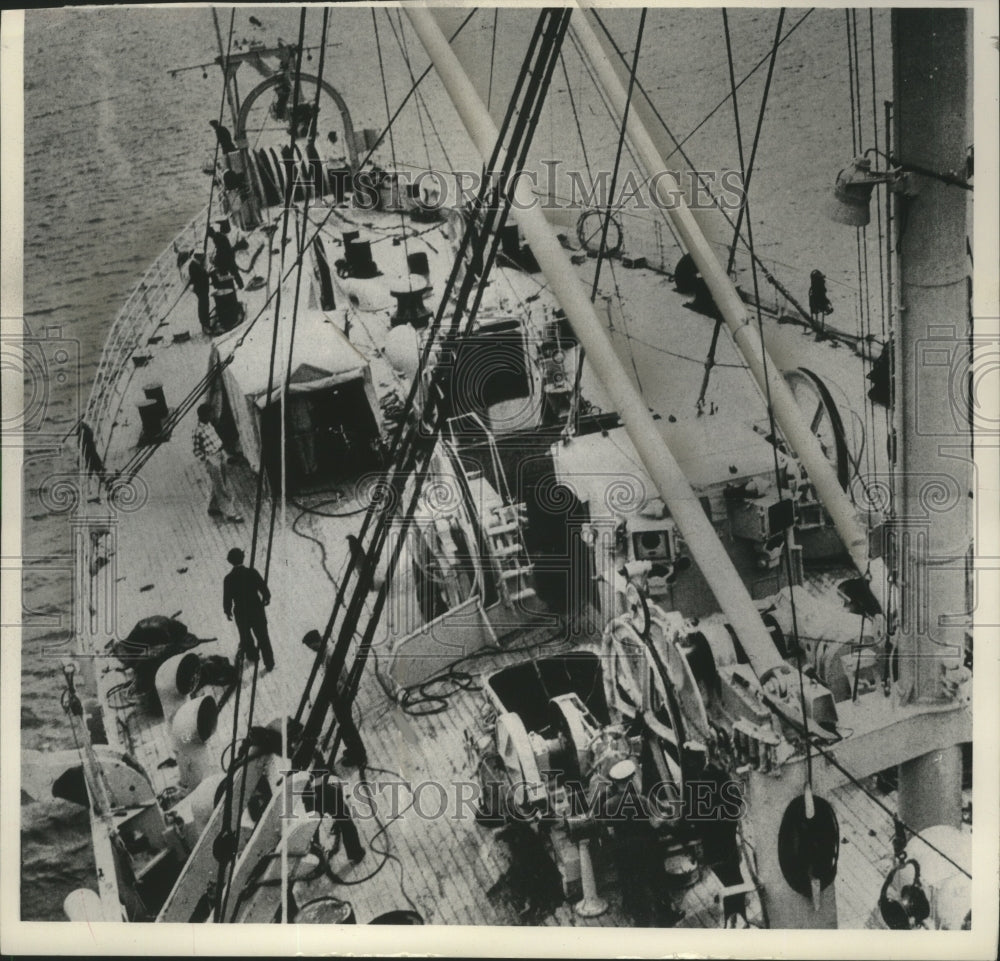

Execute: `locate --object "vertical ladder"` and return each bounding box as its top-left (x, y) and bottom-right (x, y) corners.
top-left (450, 414), bottom-right (538, 610)
top-left (484, 503), bottom-right (536, 607)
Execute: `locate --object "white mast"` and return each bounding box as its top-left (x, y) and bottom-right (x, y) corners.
top-left (405, 7), bottom-right (794, 686)
top-left (568, 9), bottom-right (886, 607)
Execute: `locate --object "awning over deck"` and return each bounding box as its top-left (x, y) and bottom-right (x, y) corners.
top-left (208, 309), bottom-right (379, 473)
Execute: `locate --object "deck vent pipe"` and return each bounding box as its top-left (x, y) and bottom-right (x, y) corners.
top-left (144, 382), bottom-right (168, 420)
top-left (343, 240), bottom-right (380, 279)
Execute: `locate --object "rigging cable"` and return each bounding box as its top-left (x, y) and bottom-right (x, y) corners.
top-left (568, 9), bottom-right (647, 434)
top-left (852, 9), bottom-right (875, 477)
top-left (666, 9), bottom-right (814, 160)
top-left (696, 9), bottom-right (783, 413)
top-left (214, 9), bottom-right (310, 922)
top-left (487, 7), bottom-right (499, 112)
top-left (560, 49), bottom-right (594, 190)
top-left (868, 11), bottom-right (891, 491)
top-left (373, 9), bottom-right (410, 267)
top-left (385, 10), bottom-right (432, 172)
top-left (234, 9), bottom-right (332, 917)
top-left (722, 8), bottom-right (750, 278)
top-left (328, 11), bottom-right (574, 767)
top-left (289, 8), bottom-right (549, 729)
top-left (202, 10), bottom-right (237, 255)
top-left (722, 9), bottom-right (815, 794)
top-left (766, 700), bottom-right (973, 880)
top-left (291, 10), bottom-right (567, 745)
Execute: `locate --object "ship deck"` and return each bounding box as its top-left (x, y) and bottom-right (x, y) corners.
top-left (73, 205), bottom-right (932, 928)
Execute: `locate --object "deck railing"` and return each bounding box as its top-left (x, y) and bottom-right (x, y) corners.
top-left (85, 206), bottom-right (209, 461)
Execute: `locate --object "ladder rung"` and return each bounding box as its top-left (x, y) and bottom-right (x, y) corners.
top-left (507, 587), bottom-right (537, 604)
top-left (493, 543), bottom-right (522, 557)
top-left (500, 565), bottom-right (533, 580)
top-left (487, 522), bottom-right (519, 535)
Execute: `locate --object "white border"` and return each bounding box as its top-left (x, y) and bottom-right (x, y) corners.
top-left (1, 3), bottom-right (998, 957)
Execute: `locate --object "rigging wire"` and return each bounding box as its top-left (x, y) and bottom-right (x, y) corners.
top-left (327, 11), bottom-right (573, 768)
top-left (590, 11), bottom-right (646, 304)
top-left (720, 9), bottom-right (815, 791)
top-left (289, 12), bottom-right (552, 729)
top-left (246, 8), bottom-right (333, 912)
top-left (568, 9), bottom-right (647, 432)
top-left (766, 700), bottom-right (974, 880)
top-left (487, 7), bottom-right (499, 112)
top-left (384, 10), bottom-right (431, 171)
top-left (846, 10), bottom-right (878, 525)
top-left (722, 8), bottom-right (749, 278)
top-left (666, 9), bottom-right (814, 160)
top-left (292, 10), bottom-right (567, 752)
top-left (559, 49), bottom-right (594, 190)
top-left (373, 8), bottom-right (410, 268)
top-left (214, 9), bottom-right (310, 922)
top-left (869, 9), bottom-right (887, 348)
top-left (202, 10), bottom-right (237, 255)
top-left (697, 8), bottom-right (783, 413)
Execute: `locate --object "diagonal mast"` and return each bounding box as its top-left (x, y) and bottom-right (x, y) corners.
top-left (406, 6), bottom-right (797, 691)
top-left (569, 8), bottom-right (887, 610)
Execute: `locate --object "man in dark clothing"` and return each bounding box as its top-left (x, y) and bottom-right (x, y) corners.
top-left (223, 547), bottom-right (275, 672)
top-left (808, 269), bottom-right (834, 331)
top-left (209, 119), bottom-right (237, 155)
top-left (181, 251), bottom-right (212, 333)
top-left (311, 774), bottom-right (365, 864)
top-left (208, 223), bottom-right (244, 288)
top-left (302, 629), bottom-right (367, 769)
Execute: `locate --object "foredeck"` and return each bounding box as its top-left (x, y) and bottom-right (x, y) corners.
top-left (73, 217), bottom-right (931, 928)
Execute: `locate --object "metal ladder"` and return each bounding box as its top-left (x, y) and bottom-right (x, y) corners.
top-left (449, 413), bottom-right (538, 609)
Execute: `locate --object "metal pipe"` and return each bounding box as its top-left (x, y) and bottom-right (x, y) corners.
top-left (570, 8), bottom-right (885, 604)
top-left (406, 7), bottom-right (786, 682)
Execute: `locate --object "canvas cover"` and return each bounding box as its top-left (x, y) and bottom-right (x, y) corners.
top-left (208, 309), bottom-right (379, 471)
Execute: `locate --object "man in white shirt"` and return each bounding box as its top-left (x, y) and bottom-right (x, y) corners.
top-left (192, 404), bottom-right (242, 522)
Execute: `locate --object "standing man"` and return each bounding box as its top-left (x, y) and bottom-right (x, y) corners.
top-left (808, 268), bottom-right (834, 334)
top-left (208, 221), bottom-right (244, 289)
top-left (302, 629), bottom-right (367, 769)
top-left (180, 251), bottom-right (212, 334)
top-left (224, 547), bottom-right (276, 673)
top-left (193, 404), bottom-right (243, 522)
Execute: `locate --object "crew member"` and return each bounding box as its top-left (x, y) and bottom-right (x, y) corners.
top-left (809, 268), bottom-right (834, 332)
top-left (208, 221), bottom-right (244, 289)
top-left (302, 629), bottom-right (367, 769)
top-left (180, 251), bottom-right (212, 334)
top-left (311, 774), bottom-right (365, 864)
top-left (209, 119), bottom-right (237, 155)
top-left (210, 251), bottom-right (242, 332)
top-left (193, 404), bottom-right (242, 522)
top-left (224, 547), bottom-right (276, 672)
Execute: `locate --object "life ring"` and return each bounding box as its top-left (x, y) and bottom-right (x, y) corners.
top-left (576, 209), bottom-right (624, 259)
